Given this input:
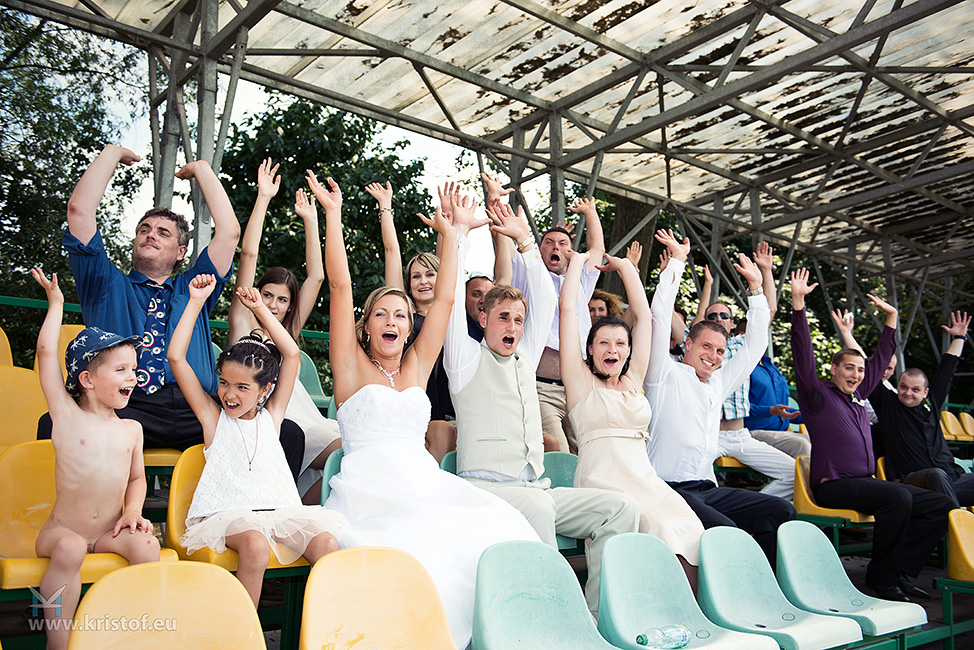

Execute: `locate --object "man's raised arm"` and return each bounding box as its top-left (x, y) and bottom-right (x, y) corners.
top-left (67, 145), bottom-right (141, 245)
top-left (647, 229), bottom-right (689, 388)
top-left (175, 160), bottom-right (240, 277)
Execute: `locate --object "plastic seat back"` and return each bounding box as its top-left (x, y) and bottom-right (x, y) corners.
top-left (794, 455), bottom-right (873, 523)
top-left (165, 445), bottom-right (207, 556)
top-left (958, 412), bottom-right (974, 439)
top-left (0, 366), bottom-right (48, 450)
top-left (319, 447), bottom-right (344, 504)
top-left (211, 341), bottom-right (222, 366)
top-left (0, 441), bottom-right (56, 557)
top-left (948, 509), bottom-right (974, 582)
top-left (299, 350), bottom-right (332, 411)
top-left (699, 527), bottom-right (862, 649)
top-left (440, 449), bottom-right (457, 474)
top-left (876, 456), bottom-right (888, 481)
top-left (599, 533), bottom-right (776, 650)
top-left (299, 547), bottom-right (455, 650)
top-left (67, 561), bottom-right (265, 649)
top-left (0, 325), bottom-right (11, 366)
top-left (776, 520), bottom-right (926, 636)
top-left (540, 451), bottom-right (577, 487)
top-left (942, 411), bottom-right (969, 440)
top-left (33, 323), bottom-right (84, 379)
top-left (473, 540), bottom-right (619, 650)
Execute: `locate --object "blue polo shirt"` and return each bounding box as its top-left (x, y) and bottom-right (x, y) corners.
top-left (63, 228), bottom-right (230, 394)
top-left (744, 355), bottom-right (803, 431)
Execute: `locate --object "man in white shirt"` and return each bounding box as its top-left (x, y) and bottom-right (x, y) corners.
top-left (444, 204), bottom-right (639, 615)
top-left (644, 230), bottom-right (796, 564)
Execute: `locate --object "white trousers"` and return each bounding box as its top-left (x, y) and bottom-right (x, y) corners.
top-left (717, 427), bottom-right (797, 500)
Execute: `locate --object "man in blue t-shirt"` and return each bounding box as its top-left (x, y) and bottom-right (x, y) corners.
top-left (39, 145), bottom-right (304, 473)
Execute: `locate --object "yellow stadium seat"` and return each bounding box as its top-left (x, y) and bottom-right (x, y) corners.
top-left (799, 423), bottom-right (809, 436)
top-left (942, 411), bottom-right (970, 441)
top-left (33, 323), bottom-right (85, 380)
top-left (0, 325), bottom-right (12, 366)
top-left (0, 441), bottom-right (176, 591)
top-left (299, 547), bottom-right (455, 650)
top-left (0, 366), bottom-right (47, 452)
top-left (947, 509), bottom-right (974, 583)
top-left (876, 456), bottom-right (888, 481)
top-left (794, 456), bottom-right (873, 555)
top-left (67, 561), bottom-right (265, 649)
top-left (960, 412), bottom-right (974, 438)
top-left (715, 455), bottom-right (749, 469)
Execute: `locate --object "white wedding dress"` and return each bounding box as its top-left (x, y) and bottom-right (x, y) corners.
top-left (324, 384), bottom-right (540, 648)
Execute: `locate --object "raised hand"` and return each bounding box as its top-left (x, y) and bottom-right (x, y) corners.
top-left (567, 197), bottom-right (597, 219)
top-left (31, 268), bottom-right (64, 304)
top-left (831, 309), bottom-right (855, 336)
top-left (114, 145), bottom-right (141, 166)
top-left (306, 171), bottom-right (342, 213)
top-left (654, 228), bottom-right (690, 262)
top-left (174, 160), bottom-right (208, 180)
top-left (626, 240), bottom-right (643, 268)
top-left (554, 218), bottom-right (576, 235)
top-left (257, 158), bottom-right (281, 199)
top-left (658, 249), bottom-right (671, 272)
top-left (437, 181), bottom-right (457, 220)
top-left (449, 186), bottom-right (487, 234)
top-left (235, 286), bottom-right (265, 313)
top-left (789, 268), bottom-right (818, 309)
top-left (866, 293), bottom-right (897, 317)
top-left (487, 200), bottom-right (531, 244)
top-left (365, 181), bottom-right (393, 210)
top-left (703, 263), bottom-right (713, 285)
top-left (733, 253), bottom-right (762, 290)
top-left (942, 311), bottom-right (970, 337)
top-left (595, 253), bottom-right (630, 274)
top-left (753, 240), bottom-right (774, 272)
top-left (189, 274), bottom-right (217, 301)
top-left (481, 172), bottom-right (514, 201)
top-left (418, 207), bottom-right (455, 237)
top-left (294, 188), bottom-right (317, 222)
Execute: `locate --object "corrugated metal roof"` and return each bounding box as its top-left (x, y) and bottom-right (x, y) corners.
top-left (12, 0), bottom-right (974, 285)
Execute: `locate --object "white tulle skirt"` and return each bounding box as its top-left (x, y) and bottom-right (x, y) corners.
top-left (182, 506), bottom-right (348, 565)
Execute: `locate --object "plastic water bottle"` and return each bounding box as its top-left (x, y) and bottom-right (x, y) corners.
top-left (635, 624), bottom-right (692, 648)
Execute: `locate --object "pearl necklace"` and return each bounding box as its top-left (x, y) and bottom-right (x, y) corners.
top-left (233, 415), bottom-right (259, 471)
top-left (369, 355), bottom-right (401, 388)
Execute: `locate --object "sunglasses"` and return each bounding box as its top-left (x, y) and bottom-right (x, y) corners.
top-left (706, 312), bottom-right (733, 321)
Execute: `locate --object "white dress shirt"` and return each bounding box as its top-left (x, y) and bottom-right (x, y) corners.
top-left (643, 258), bottom-right (770, 484)
top-left (511, 253), bottom-right (598, 352)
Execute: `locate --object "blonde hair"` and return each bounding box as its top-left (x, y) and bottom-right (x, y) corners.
top-left (482, 284), bottom-right (527, 318)
top-left (355, 286), bottom-right (414, 353)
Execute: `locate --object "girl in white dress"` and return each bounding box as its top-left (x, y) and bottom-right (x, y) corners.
top-left (308, 173), bottom-right (539, 649)
top-left (168, 274), bottom-right (347, 606)
top-left (559, 247), bottom-right (705, 588)
top-left (228, 158), bottom-right (340, 504)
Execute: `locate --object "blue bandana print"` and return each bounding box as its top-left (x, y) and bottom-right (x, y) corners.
top-left (137, 283), bottom-right (171, 394)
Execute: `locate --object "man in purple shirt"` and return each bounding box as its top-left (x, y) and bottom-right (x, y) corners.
top-left (790, 268), bottom-right (953, 602)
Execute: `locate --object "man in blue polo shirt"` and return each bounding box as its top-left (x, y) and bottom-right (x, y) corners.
top-left (39, 145), bottom-right (303, 473)
top-left (790, 267), bottom-right (953, 602)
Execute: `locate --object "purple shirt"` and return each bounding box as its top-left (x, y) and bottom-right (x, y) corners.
top-left (791, 308), bottom-right (896, 485)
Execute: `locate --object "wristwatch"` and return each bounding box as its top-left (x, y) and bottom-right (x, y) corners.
top-left (748, 287), bottom-right (764, 296)
top-left (517, 237), bottom-right (535, 253)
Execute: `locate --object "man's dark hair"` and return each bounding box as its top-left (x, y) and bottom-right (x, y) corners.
top-left (831, 348), bottom-right (865, 366)
top-left (900, 367), bottom-right (929, 389)
top-left (687, 320), bottom-right (729, 343)
top-left (540, 226), bottom-right (572, 242)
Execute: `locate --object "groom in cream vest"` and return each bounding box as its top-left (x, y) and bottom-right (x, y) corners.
top-left (443, 204), bottom-right (639, 615)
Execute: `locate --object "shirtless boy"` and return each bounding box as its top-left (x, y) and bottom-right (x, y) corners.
top-left (31, 268), bottom-right (160, 650)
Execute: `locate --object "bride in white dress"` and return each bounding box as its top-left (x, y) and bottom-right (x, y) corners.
top-left (228, 159), bottom-right (341, 504)
top-left (308, 173), bottom-right (539, 648)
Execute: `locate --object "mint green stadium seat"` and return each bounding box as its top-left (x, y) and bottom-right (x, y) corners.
top-left (211, 341), bottom-right (222, 365)
top-left (472, 540), bottom-right (622, 650)
top-left (598, 533), bottom-right (777, 650)
top-left (299, 349), bottom-right (332, 413)
top-left (698, 527), bottom-right (862, 650)
top-left (539, 452), bottom-right (586, 555)
top-left (440, 449), bottom-right (457, 473)
top-left (776, 520), bottom-right (926, 637)
top-left (319, 447), bottom-right (344, 504)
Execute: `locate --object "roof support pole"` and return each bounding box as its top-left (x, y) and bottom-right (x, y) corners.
top-left (883, 237), bottom-right (905, 370)
top-left (155, 9), bottom-right (193, 209)
top-left (548, 112), bottom-right (566, 244)
top-left (214, 26), bottom-right (249, 174)
top-left (846, 244), bottom-right (856, 312)
top-left (193, 0), bottom-right (219, 258)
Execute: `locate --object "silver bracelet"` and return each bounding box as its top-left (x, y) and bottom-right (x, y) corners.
top-left (379, 207), bottom-right (393, 214)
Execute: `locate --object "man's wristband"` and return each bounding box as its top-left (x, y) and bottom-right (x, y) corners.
top-left (517, 236), bottom-right (536, 253)
top-left (953, 334), bottom-right (967, 341)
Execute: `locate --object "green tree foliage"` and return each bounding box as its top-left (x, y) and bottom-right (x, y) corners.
top-left (218, 96), bottom-right (434, 382)
top-left (0, 10), bottom-right (145, 365)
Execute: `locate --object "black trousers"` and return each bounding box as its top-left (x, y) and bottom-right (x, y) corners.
top-left (668, 479), bottom-right (797, 567)
top-left (37, 384), bottom-right (305, 481)
top-left (903, 468), bottom-right (974, 509)
top-left (814, 477), bottom-right (953, 587)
